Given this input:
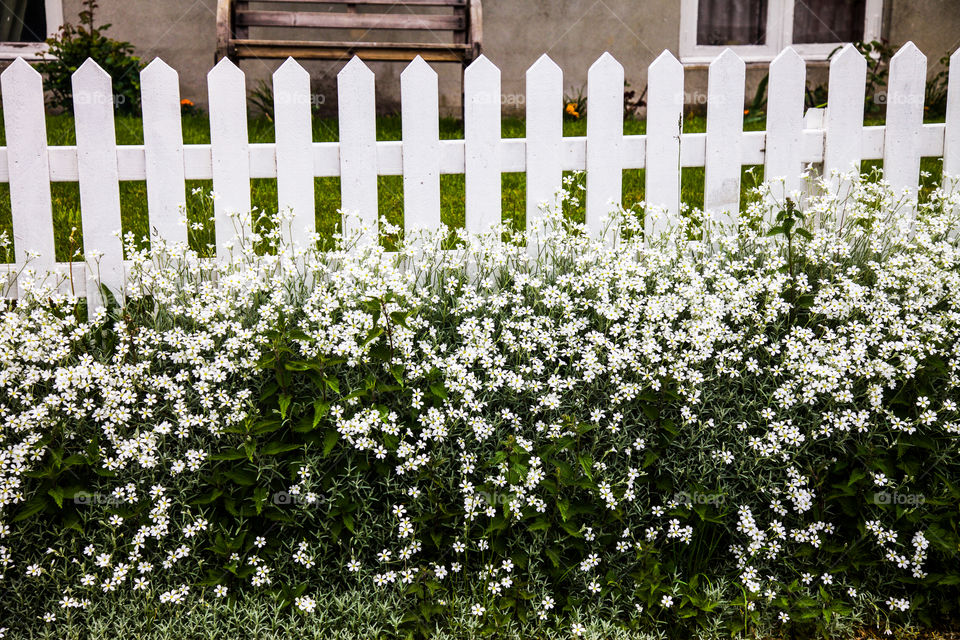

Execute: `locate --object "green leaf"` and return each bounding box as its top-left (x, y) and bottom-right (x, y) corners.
top-left (545, 547), bottom-right (562, 568)
top-left (323, 430), bottom-right (339, 457)
top-left (223, 469), bottom-right (258, 486)
top-left (211, 447), bottom-right (247, 461)
top-left (325, 377), bottom-right (340, 394)
top-left (13, 496), bottom-right (48, 522)
top-left (48, 487), bottom-right (65, 509)
top-left (261, 442), bottom-right (301, 456)
top-left (278, 394), bottom-right (292, 419)
top-left (253, 487), bottom-right (268, 515)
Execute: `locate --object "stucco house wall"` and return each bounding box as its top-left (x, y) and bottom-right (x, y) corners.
top-left (15, 0), bottom-right (960, 117)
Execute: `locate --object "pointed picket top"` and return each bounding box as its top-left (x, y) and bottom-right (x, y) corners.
top-left (402, 54), bottom-right (437, 82)
top-left (465, 53), bottom-right (499, 79)
top-left (73, 56), bottom-right (110, 83)
top-left (708, 47), bottom-right (745, 80)
top-left (944, 48), bottom-right (960, 180)
top-left (338, 55), bottom-right (374, 84)
top-left (589, 50), bottom-right (623, 76)
top-left (704, 48), bottom-right (745, 230)
top-left (648, 49), bottom-right (683, 90)
top-left (527, 52), bottom-right (561, 79)
top-left (1, 55), bottom-right (41, 84)
top-left (274, 55), bottom-right (309, 86)
top-left (525, 53), bottom-right (563, 251)
top-left (769, 46), bottom-right (805, 78)
top-left (830, 42), bottom-right (867, 75)
top-left (209, 55), bottom-right (243, 81)
top-left (141, 56), bottom-right (177, 84)
top-left (885, 41), bottom-right (926, 208)
top-left (586, 51), bottom-right (624, 241)
top-left (765, 47), bottom-right (806, 214)
top-left (824, 43), bottom-right (867, 194)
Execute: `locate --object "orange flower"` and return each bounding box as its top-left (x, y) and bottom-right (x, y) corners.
top-left (565, 102), bottom-right (580, 118)
top-left (181, 99), bottom-right (194, 107)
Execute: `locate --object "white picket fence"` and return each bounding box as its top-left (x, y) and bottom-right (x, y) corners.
top-left (1, 42), bottom-right (959, 308)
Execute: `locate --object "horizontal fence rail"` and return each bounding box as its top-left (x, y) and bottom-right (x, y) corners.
top-left (1, 43), bottom-right (959, 304)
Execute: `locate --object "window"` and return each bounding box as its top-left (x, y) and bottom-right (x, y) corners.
top-left (679, 0), bottom-right (883, 63)
top-left (0, 0), bottom-right (63, 60)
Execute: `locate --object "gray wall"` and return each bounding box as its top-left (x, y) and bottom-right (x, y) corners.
top-left (31, 0), bottom-right (960, 117)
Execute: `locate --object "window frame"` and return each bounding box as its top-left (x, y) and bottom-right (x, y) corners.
top-left (679, 0), bottom-right (884, 64)
top-left (0, 0), bottom-right (63, 61)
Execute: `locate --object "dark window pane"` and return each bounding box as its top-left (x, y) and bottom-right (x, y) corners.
top-left (697, 0), bottom-right (767, 46)
top-left (792, 0), bottom-right (865, 43)
top-left (0, 0), bottom-right (46, 43)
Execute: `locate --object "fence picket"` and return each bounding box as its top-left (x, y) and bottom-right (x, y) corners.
top-left (586, 52), bottom-right (624, 240)
top-left (764, 47), bottom-right (805, 219)
top-left (273, 57), bottom-right (316, 248)
top-left (884, 42), bottom-right (926, 217)
top-left (207, 58), bottom-right (251, 258)
top-left (1, 58), bottom-right (55, 274)
top-left (704, 49), bottom-right (745, 231)
top-left (141, 58), bottom-right (187, 247)
top-left (338, 57), bottom-right (379, 244)
top-left (943, 49), bottom-right (960, 180)
top-left (464, 55), bottom-right (501, 235)
top-left (644, 50), bottom-right (683, 241)
top-left (72, 59), bottom-right (125, 310)
top-left (401, 56), bottom-right (441, 237)
top-left (525, 54), bottom-right (563, 248)
top-left (823, 44), bottom-right (866, 195)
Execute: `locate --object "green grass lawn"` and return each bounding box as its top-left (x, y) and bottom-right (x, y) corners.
top-left (0, 111), bottom-right (945, 261)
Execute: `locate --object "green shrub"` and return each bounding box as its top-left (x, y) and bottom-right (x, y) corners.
top-left (2, 174), bottom-right (960, 639)
top-left (36, 0), bottom-right (143, 115)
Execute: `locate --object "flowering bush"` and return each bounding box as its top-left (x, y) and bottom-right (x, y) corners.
top-left (2, 172), bottom-right (960, 639)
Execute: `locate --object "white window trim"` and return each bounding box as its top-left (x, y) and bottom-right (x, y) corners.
top-left (0, 0), bottom-right (63, 61)
top-left (679, 0), bottom-right (884, 64)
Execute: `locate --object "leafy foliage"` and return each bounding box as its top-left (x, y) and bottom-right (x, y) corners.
top-left (36, 0), bottom-right (143, 115)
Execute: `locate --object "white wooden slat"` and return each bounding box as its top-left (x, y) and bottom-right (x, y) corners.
top-left (1, 58), bottom-right (55, 273)
top-left (644, 50), bottom-right (683, 241)
top-left (273, 57), bottom-right (316, 249)
top-left (585, 52), bottom-right (624, 241)
top-left (29, 124), bottom-right (950, 183)
top-left (704, 48), bottom-right (745, 231)
top-left (764, 47), bottom-right (806, 217)
top-left (141, 58), bottom-right (188, 247)
top-left (525, 54), bottom-right (563, 247)
top-left (823, 44), bottom-right (867, 195)
top-left (943, 48), bottom-right (960, 180)
top-left (207, 58), bottom-right (251, 258)
top-left (401, 56), bottom-right (441, 236)
top-left (338, 56), bottom-right (379, 244)
top-left (884, 42), bottom-right (926, 211)
top-left (72, 58), bottom-right (125, 311)
top-left (464, 55), bottom-right (502, 235)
